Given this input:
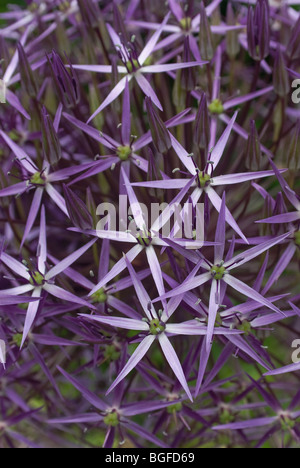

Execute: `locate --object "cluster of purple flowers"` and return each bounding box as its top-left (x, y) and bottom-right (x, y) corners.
top-left (0, 0), bottom-right (299, 449)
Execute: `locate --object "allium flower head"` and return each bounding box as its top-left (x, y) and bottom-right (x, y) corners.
top-left (0, 0), bottom-right (299, 449)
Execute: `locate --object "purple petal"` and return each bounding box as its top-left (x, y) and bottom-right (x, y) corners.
top-left (0, 295), bottom-right (38, 305)
top-left (206, 187), bottom-right (248, 243)
top-left (145, 245), bottom-right (166, 301)
top-left (213, 417), bottom-right (277, 431)
top-left (38, 206), bottom-right (47, 275)
top-left (44, 284), bottom-right (94, 309)
top-left (207, 279), bottom-right (219, 351)
top-left (225, 231), bottom-right (292, 270)
top-left (89, 244), bottom-right (143, 295)
top-left (154, 272), bottom-right (211, 303)
top-left (1, 252), bottom-right (30, 280)
top-left (264, 363), bottom-right (300, 377)
top-left (80, 314), bottom-right (148, 331)
top-left (46, 239), bottom-right (97, 280)
top-left (131, 179), bottom-right (189, 189)
top-left (170, 134), bottom-right (197, 175)
top-left (257, 212), bottom-right (300, 224)
top-left (135, 73), bottom-right (163, 110)
top-left (124, 255), bottom-right (157, 320)
top-left (212, 169), bottom-right (287, 186)
top-left (63, 112), bottom-right (118, 149)
top-left (106, 335), bottom-right (156, 395)
top-left (0, 181), bottom-right (27, 197)
top-left (5, 89), bottom-right (31, 120)
top-left (227, 334), bottom-right (271, 370)
top-left (87, 76), bottom-right (128, 123)
top-left (21, 288), bottom-right (42, 348)
top-left (57, 366), bottom-right (107, 411)
top-left (49, 413), bottom-right (102, 424)
top-left (224, 274), bottom-right (283, 316)
top-left (0, 130), bottom-right (36, 174)
top-left (142, 62), bottom-right (206, 73)
top-left (224, 86), bottom-right (273, 110)
top-left (263, 243), bottom-right (297, 294)
top-left (168, 0), bottom-right (184, 22)
top-left (209, 112), bottom-right (238, 170)
top-left (122, 79), bottom-right (131, 145)
top-left (158, 333), bottom-right (193, 402)
top-left (45, 184), bottom-right (68, 216)
top-left (214, 193), bottom-right (226, 264)
top-left (21, 187), bottom-right (43, 248)
top-left (138, 13), bottom-right (171, 65)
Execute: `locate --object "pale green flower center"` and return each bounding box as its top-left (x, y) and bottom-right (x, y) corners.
top-left (211, 265), bottom-right (226, 280)
top-left (104, 411), bottom-right (119, 427)
top-left (13, 333), bottom-right (23, 347)
top-left (91, 288), bottom-right (108, 304)
top-left (280, 414), bottom-right (295, 431)
top-left (30, 172), bottom-right (46, 186)
top-left (237, 320), bottom-right (252, 336)
top-left (167, 402), bottom-right (183, 414)
top-left (136, 229), bottom-right (152, 247)
top-left (149, 318), bottom-right (165, 336)
top-left (198, 170), bottom-right (211, 188)
top-left (219, 406), bottom-right (235, 425)
top-left (117, 145), bottom-right (131, 161)
top-left (209, 99), bottom-right (224, 115)
top-left (126, 59), bottom-right (140, 73)
top-left (29, 271), bottom-right (45, 286)
top-left (104, 344), bottom-right (121, 362)
top-left (179, 17), bottom-right (192, 31)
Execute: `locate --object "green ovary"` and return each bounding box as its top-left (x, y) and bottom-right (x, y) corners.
top-left (281, 416), bottom-right (295, 431)
top-left (104, 345), bottom-right (120, 362)
top-left (126, 59), bottom-right (140, 73)
top-left (104, 411), bottom-right (119, 427)
top-left (149, 319), bottom-right (165, 335)
top-left (211, 265), bottom-right (226, 280)
top-left (295, 231), bottom-right (300, 246)
top-left (91, 288), bottom-right (107, 304)
top-left (29, 271), bottom-right (44, 286)
top-left (179, 17), bottom-right (192, 31)
top-left (13, 333), bottom-right (23, 347)
top-left (219, 408), bottom-right (234, 425)
top-left (208, 99), bottom-right (224, 115)
top-left (198, 171), bottom-right (211, 188)
top-left (30, 172), bottom-right (46, 186)
top-left (136, 230), bottom-right (152, 247)
top-left (238, 320), bottom-right (252, 336)
top-left (117, 145), bottom-right (131, 161)
top-left (167, 402), bottom-right (183, 414)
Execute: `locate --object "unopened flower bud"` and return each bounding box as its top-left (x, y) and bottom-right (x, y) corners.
top-left (226, 4), bottom-right (240, 59)
top-left (113, 2), bottom-right (129, 43)
top-left (271, 193), bottom-right (287, 236)
top-left (41, 106), bottom-right (62, 166)
top-left (199, 2), bottom-right (214, 61)
top-left (273, 48), bottom-right (289, 97)
top-left (287, 121), bottom-right (300, 170)
top-left (247, 0), bottom-right (270, 61)
top-left (194, 92), bottom-right (210, 153)
top-left (246, 120), bottom-right (262, 170)
top-left (181, 37), bottom-right (196, 91)
top-left (145, 97), bottom-right (172, 154)
top-left (77, 0), bottom-right (101, 28)
top-left (287, 17), bottom-right (300, 61)
top-left (17, 42), bottom-right (38, 98)
top-left (48, 50), bottom-right (80, 108)
top-left (0, 37), bottom-right (10, 74)
top-left (63, 185), bottom-right (93, 230)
